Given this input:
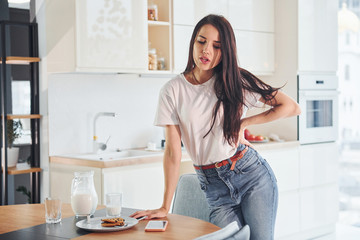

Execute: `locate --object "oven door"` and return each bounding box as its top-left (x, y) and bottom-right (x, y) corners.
top-left (298, 90), bottom-right (338, 144)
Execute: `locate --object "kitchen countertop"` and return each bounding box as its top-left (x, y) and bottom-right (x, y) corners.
top-left (251, 140), bottom-right (300, 151)
top-left (50, 141), bottom-right (300, 169)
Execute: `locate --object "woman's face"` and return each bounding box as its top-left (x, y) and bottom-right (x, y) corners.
top-left (193, 24), bottom-right (222, 72)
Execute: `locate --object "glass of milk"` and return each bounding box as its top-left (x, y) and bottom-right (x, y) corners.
top-left (106, 193), bottom-right (122, 217)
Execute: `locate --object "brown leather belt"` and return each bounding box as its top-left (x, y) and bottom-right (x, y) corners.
top-left (194, 146), bottom-right (249, 171)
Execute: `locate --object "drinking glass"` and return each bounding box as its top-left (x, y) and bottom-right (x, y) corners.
top-left (106, 193), bottom-right (122, 217)
top-left (45, 198), bottom-right (62, 223)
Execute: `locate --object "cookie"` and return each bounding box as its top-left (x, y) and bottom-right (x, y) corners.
top-left (101, 217), bottom-right (124, 223)
top-left (101, 222), bottom-right (119, 227)
top-left (100, 217), bottom-right (125, 227)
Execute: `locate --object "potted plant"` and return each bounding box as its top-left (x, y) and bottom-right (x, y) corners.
top-left (5, 119), bottom-right (23, 167)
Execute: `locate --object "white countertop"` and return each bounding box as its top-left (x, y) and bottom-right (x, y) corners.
top-left (50, 141), bottom-right (299, 168)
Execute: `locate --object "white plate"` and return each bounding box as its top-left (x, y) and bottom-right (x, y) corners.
top-left (249, 137), bottom-right (269, 143)
top-left (76, 216), bottom-right (138, 232)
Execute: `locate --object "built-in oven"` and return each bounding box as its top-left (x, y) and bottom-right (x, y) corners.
top-left (297, 74), bottom-right (339, 144)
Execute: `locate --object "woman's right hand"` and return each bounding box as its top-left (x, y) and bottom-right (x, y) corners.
top-left (129, 207), bottom-right (168, 220)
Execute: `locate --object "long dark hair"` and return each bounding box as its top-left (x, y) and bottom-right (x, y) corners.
top-left (184, 14), bottom-right (280, 146)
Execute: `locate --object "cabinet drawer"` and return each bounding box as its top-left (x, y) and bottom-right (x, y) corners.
top-left (299, 184), bottom-right (338, 232)
top-left (299, 142), bottom-right (338, 188)
top-left (259, 148), bottom-right (300, 192)
top-left (275, 191), bottom-right (300, 239)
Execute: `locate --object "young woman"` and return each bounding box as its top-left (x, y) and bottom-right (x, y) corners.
top-left (131, 14), bottom-right (301, 239)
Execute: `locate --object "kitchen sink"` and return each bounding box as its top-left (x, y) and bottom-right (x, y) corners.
top-left (67, 149), bottom-right (163, 161)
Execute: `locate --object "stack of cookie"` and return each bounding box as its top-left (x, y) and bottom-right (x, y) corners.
top-left (101, 217), bottom-right (125, 227)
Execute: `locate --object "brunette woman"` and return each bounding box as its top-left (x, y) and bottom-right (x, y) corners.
top-left (131, 14), bottom-right (301, 239)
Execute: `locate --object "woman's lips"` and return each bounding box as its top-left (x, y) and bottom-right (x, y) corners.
top-left (200, 56), bottom-right (210, 64)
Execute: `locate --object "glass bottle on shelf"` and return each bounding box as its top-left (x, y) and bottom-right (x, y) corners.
top-left (148, 48), bottom-right (158, 70)
top-left (157, 57), bottom-right (165, 70)
top-left (148, 2), bottom-right (158, 21)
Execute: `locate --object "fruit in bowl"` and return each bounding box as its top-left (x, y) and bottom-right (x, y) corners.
top-left (244, 129), bottom-right (251, 140)
top-left (244, 129), bottom-right (267, 142)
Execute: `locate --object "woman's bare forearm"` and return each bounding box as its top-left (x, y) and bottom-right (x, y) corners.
top-left (161, 125), bottom-right (182, 212)
top-left (242, 91), bottom-right (301, 128)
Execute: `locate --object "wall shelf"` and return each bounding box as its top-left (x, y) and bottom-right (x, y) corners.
top-left (7, 167), bottom-right (41, 175)
top-left (7, 114), bottom-right (41, 120)
top-left (148, 20), bottom-right (170, 26)
top-left (0, 20), bottom-right (41, 205)
top-left (147, 0), bottom-right (172, 72)
top-left (0, 56), bottom-right (40, 65)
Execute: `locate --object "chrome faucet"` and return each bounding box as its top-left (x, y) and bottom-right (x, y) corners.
top-left (93, 112), bottom-right (117, 153)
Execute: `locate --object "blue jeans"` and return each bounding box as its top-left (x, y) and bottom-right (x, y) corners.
top-left (194, 144), bottom-right (278, 240)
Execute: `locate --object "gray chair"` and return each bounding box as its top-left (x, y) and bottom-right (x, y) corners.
top-left (172, 173), bottom-right (211, 222)
top-left (173, 174), bottom-right (251, 240)
top-left (193, 221), bottom-right (250, 240)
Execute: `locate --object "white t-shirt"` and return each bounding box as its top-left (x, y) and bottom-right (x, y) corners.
top-left (154, 74), bottom-right (261, 165)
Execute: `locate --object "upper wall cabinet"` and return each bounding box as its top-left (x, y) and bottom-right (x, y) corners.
top-left (236, 31), bottom-right (275, 75)
top-left (172, 0), bottom-right (275, 75)
top-left (228, 0), bottom-right (274, 32)
top-left (46, 0), bottom-right (148, 73)
top-left (298, 0), bottom-right (338, 73)
top-left (173, 0), bottom-right (228, 26)
top-left (173, 25), bottom-right (193, 73)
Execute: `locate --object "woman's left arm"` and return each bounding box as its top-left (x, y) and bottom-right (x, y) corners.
top-left (241, 90), bottom-right (301, 128)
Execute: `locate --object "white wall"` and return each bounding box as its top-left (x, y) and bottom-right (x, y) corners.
top-left (245, 0), bottom-right (299, 141)
top-left (48, 73), bottom-right (170, 156)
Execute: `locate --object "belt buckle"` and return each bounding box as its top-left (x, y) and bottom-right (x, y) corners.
top-left (215, 162), bottom-right (222, 168)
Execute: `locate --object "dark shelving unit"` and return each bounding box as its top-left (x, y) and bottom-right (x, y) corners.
top-left (0, 20), bottom-right (40, 205)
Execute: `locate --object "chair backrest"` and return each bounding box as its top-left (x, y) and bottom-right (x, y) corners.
top-left (193, 221), bottom-right (250, 240)
top-left (172, 173), bottom-right (211, 222)
top-left (226, 224), bottom-right (250, 240)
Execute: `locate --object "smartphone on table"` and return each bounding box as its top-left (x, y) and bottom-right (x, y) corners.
top-left (144, 220), bottom-right (168, 232)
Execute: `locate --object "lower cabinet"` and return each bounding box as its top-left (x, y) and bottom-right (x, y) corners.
top-left (258, 142), bottom-right (338, 239)
top-left (50, 142), bottom-right (338, 239)
top-left (299, 184), bottom-right (338, 238)
top-left (275, 191), bottom-right (301, 239)
top-left (102, 162), bottom-right (165, 210)
top-left (50, 163), bottom-right (102, 205)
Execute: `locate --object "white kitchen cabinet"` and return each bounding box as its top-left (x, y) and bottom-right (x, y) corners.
top-left (274, 191), bottom-right (301, 239)
top-left (235, 30), bottom-right (275, 75)
top-left (173, 0), bottom-right (228, 26)
top-left (50, 163), bottom-right (103, 205)
top-left (46, 0), bottom-right (148, 73)
top-left (103, 162), bottom-right (164, 210)
top-left (298, 0), bottom-right (338, 73)
top-left (299, 142), bottom-right (339, 188)
top-left (228, 0), bottom-right (274, 32)
top-left (172, 0), bottom-right (274, 75)
top-left (259, 147), bottom-right (300, 193)
top-left (299, 184), bottom-right (338, 235)
top-left (173, 25), bottom-right (193, 73)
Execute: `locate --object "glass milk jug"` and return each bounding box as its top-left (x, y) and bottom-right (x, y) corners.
top-left (71, 171), bottom-right (98, 217)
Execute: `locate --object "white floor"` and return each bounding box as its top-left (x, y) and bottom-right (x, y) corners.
top-left (336, 223), bottom-right (360, 239)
